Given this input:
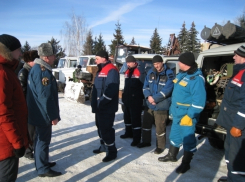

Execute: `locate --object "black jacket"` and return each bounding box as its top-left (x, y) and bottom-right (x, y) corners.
top-left (18, 63), bottom-right (32, 97)
top-left (122, 65), bottom-right (144, 107)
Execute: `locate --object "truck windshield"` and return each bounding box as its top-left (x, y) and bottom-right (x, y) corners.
top-left (57, 59), bottom-right (66, 68)
top-left (117, 48), bottom-right (127, 59)
top-left (69, 60), bottom-right (77, 68)
top-left (79, 57), bottom-right (89, 68)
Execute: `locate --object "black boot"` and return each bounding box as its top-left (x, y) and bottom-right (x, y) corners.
top-left (120, 126), bottom-right (133, 139)
top-left (137, 142), bottom-right (151, 148)
top-left (175, 151), bottom-right (194, 174)
top-left (93, 140), bottom-right (106, 154)
top-left (102, 144), bottom-right (117, 162)
top-left (217, 176), bottom-right (228, 182)
top-left (158, 145), bottom-right (179, 162)
top-left (131, 129), bottom-right (141, 146)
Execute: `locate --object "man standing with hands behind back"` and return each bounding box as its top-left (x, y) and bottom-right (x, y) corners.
top-left (91, 50), bottom-right (119, 162)
top-left (27, 43), bottom-right (62, 177)
top-left (216, 45), bottom-right (245, 182)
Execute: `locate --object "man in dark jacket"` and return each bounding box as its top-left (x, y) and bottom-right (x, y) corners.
top-left (91, 50), bottom-right (119, 162)
top-left (216, 45), bottom-right (245, 182)
top-left (27, 43), bottom-right (62, 177)
top-left (18, 50), bottom-right (38, 160)
top-left (137, 55), bottom-right (174, 154)
top-left (0, 34), bottom-right (29, 182)
top-left (121, 55), bottom-right (144, 146)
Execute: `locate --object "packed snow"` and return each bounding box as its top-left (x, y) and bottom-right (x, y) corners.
top-left (17, 93), bottom-right (227, 182)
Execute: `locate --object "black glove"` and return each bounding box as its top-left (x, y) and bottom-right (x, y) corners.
top-left (13, 146), bottom-right (26, 158)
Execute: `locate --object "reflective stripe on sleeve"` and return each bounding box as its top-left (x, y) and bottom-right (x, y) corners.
top-left (160, 91), bottom-right (166, 98)
top-left (237, 111), bottom-right (245, 118)
top-left (192, 104), bottom-right (204, 109)
top-left (103, 94), bottom-right (112, 100)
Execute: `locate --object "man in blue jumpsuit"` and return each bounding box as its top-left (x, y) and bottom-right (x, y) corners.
top-left (91, 50), bottom-right (119, 162)
top-left (158, 52), bottom-right (206, 174)
top-left (27, 43), bottom-right (62, 177)
top-left (216, 45), bottom-right (245, 182)
top-left (137, 55), bottom-right (174, 154)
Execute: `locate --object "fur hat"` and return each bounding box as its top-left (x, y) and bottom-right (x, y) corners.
top-left (178, 52), bottom-right (195, 66)
top-left (152, 55), bottom-right (163, 63)
top-left (96, 50), bottom-right (108, 60)
top-left (126, 55), bottom-right (136, 62)
top-left (38, 43), bottom-right (54, 57)
top-left (234, 45), bottom-right (245, 58)
top-left (23, 50), bottom-right (39, 63)
top-left (0, 34), bottom-right (21, 51)
top-left (77, 65), bottom-right (82, 68)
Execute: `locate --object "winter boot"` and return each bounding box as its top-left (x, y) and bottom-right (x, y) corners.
top-left (158, 145), bottom-right (179, 162)
top-left (131, 129), bottom-right (141, 146)
top-left (93, 140), bottom-right (106, 154)
top-left (120, 126), bottom-right (133, 139)
top-left (137, 142), bottom-right (151, 148)
top-left (102, 144), bottom-right (117, 162)
top-left (154, 148), bottom-right (164, 154)
top-left (217, 176), bottom-right (228, 182)
top-left (175, 151), bottom-right (194, 174)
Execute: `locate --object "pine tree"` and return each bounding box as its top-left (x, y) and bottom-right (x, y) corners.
top-left (129, 37), bottom-right (136, 45)
top-left (22, 41), bottom-right (31, 52)
top-left (48, 37), bottom-right (66, 68)
top-left (83, 29), bottom-right (94, 55)
top-left (149, 28), bottom-right (162, 54)
top-left (187, 21), bottom-right (201, 53)
top-left (177, 21), bottom-right (188, 53)
top-left (93, 33), bottom-right (106, 54)
top-left (109, 21), bottom-right (125, 56)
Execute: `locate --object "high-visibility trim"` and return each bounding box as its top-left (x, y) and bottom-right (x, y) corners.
top-left (170, 140), bottom-right (182, 147)
top-left (231, 171), bottom-right (245, 175)
top-left (142, 128), bottom-right (151, 131)
top-left (160, 91), bottom-right (166, 97)
top-left (104, 142), bottom-right (114, 146)
top-left (125, 124), bottom-right (132, 126)
top-left (199, 75), bottom-right (205, 81)
top-left (192, 104), bottom-right (204, 109)
top-left (190, 147), bottom-right (197, 152)
top-left (237, 111), bottom-right (245, 118)
top-left (159, 83), bottom-right (166, 86)
top-left (156, 132), bottom-right (165, 136)
top-left (225, 160), bottom-right (229, 163)
top-left (149, 80), bottom-right (153, 83)
top-left (103, 94), bottom-right (112, 100)
top-left (231, 80), bottom-right (242, 87)
top-left (177, 102), bottom-right (190, 106)
top-left (133, 127), bottom-right (141, 130)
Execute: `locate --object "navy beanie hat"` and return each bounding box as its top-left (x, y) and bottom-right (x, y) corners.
top-left (126, 55), bottom-right (136, 62)
top-left (0, 34), bottom-right (21, 51)
top-left (178, 52), bottom-right (195, 66)
top-left (96, 50), bottom-right (109, 60)
top-left (152, 55), bottom-right (163, 63)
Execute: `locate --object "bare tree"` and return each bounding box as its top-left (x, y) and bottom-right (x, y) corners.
top-left (62, 11), bottom-right (88, 56)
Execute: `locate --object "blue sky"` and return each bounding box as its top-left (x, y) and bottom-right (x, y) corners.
top-left (0, 0), bottom-right (244, 52)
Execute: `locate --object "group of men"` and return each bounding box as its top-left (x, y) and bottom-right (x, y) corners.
top-left (0, 33), bottom-right (245, 182)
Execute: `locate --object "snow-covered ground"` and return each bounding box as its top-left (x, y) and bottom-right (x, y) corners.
top-left (17, 93), bottom-right (227, 182)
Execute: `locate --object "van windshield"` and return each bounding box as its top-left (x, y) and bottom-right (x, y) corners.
top-left (79, 57), bottom-right (89, 68)
top-left (57, 59), bottom-right (66, 68)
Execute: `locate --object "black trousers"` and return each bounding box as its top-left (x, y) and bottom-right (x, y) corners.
top-left (0, 156), bottom-right (19, 182)
top-left (25, 123), bottom-right (35, 157)
top-left (123, 105), bottom-right (142, 141)
top-left (95, 112), bottom-right (115, 145)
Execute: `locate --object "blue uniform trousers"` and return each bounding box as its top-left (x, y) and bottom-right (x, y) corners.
top-left (169, 117), bottom-right (197, 152)
top-left (95, 112), bottom-right (115, 145)
top-left (34, 125), bottom-right (52, 174)
top-left (225, 131), bottom-right (245, 182)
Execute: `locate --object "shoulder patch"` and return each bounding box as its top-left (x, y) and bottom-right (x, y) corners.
top-left (42, 77), bottom-right (49, 86)
top-left (40, 65), bottom-right (46, 71)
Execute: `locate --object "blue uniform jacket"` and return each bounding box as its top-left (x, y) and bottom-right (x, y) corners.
top-left (91, 61), bottom-right (119, 113)
top-left (27, 60), bottom-right (60, 126)
top-left (143, 64), bottom-right (174, 111)
top-left (217, 64), bottom-right (245, 131)
top-left (170, 69), bottom-right (206, 121)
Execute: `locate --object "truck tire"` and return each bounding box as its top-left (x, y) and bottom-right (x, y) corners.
top-left (208, 137), bottom-right (224, 149)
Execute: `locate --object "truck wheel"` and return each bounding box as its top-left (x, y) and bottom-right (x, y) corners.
top-left (208, 137), bottom-right (224, 149)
